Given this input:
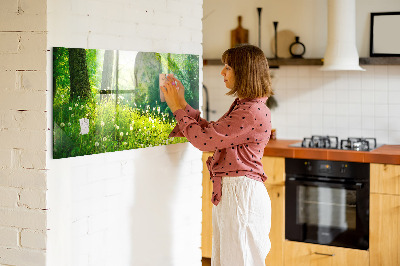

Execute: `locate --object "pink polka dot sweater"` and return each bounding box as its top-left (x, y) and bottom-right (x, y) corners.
top-left (169, 97), bottom-right (272, 206)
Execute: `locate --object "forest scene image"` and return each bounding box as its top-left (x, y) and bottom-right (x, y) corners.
top-left (53, 47), bottom-right (199, 159)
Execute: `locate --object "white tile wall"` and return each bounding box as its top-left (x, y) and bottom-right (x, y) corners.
top-left (203, 65), bottom-right (400, 144)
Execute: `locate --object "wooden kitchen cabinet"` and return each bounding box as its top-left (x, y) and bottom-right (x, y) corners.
top-left (284, 241), bottom-right (369, 266)
top-left (202, 152), bottom-right (213, 258)
top-left (201, 154), bottom-right (286, 265)
top-left (262, 156), bottom-right (285, 266)
top-left (264, 184), bottom-right (285, 266)
top-left (370, 163), bottom-right (400, 266)
top-left (370, 163), bottom-right (400, 195)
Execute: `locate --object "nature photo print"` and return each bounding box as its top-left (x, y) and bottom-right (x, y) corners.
top-left (52, 47), bottom-right (199, 159)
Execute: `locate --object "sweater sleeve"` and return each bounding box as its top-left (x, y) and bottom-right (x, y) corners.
top-left (172, 106), bottom-right (257, 152)
top-left (169, 104), bottom-right (211, 137)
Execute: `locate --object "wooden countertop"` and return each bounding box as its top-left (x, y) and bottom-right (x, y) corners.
top-left (263, 139), bottom-right (400, 165)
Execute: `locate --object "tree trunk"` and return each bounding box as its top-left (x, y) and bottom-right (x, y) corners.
top-left (101, 50), bottom-right (115, 93)
top-left (68, 48), bottom-right (91, 101)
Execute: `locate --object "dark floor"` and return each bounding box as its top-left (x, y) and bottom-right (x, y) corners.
top-left (202, 257), bottom-right (211, 266)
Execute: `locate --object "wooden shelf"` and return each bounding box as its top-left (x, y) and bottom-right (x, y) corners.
top-left (359, 57), bottom-right (400, 65)
top-left (203, 57), bottom-right (400, 67)
top-left (203, 58), bottom-right (323, 67)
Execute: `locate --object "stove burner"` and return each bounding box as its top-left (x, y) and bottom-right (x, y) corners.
top-left (340, 137), bottom-right (377, 151)
top-left (301, 135), bottom-right (339, 149)
top-left (295, 136), bottom-right (378, 151)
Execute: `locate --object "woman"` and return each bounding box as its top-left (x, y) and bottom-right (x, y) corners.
top-left (161, 44), bottom-right (273, 266)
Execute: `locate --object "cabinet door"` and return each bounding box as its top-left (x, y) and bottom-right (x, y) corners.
top-left (202, 152), bottom-right (213, 258)
top-left (370, 193), bottom-right (400, 266)
top-left (370, 163), bottom-right (400, 195)
top-left (265, 185), bottom-right (285, 266)
top-left (261, 156), bottom-right (285, 185)
top-left (284, 241), bottom-right (369, 266)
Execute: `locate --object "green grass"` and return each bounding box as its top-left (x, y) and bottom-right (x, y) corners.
top-left (53, 89), bottom-right (187, 159)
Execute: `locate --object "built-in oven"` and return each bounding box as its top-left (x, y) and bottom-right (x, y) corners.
top-left (285, 158), bottom-right (370, 250)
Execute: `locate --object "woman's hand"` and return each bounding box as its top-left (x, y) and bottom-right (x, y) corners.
top-left (174, 78), bottom-right (187, 108)
top-left (160, 76), bottom-right (186, 113)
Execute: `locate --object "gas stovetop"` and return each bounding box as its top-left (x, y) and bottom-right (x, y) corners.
top-left (289, 135), bottom-right (382, 151)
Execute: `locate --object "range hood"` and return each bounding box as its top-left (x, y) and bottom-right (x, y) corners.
top-left (320, 0), bottom-right (365, 71)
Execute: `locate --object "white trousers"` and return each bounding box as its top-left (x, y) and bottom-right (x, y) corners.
top-left (212, 176), bottom-right (271, 266)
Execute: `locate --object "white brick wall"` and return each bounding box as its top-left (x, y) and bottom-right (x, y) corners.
top-left (46, 1), bottom-right (203, 266)
top-left (0, 0), bottom-right (48, 265)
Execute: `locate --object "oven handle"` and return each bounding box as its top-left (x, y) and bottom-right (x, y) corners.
top-left (314, 252), bottom-right (335, 257)
top-left (286, 177), bottom-right (364, 189)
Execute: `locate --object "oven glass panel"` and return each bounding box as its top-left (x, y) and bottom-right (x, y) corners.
top-left (297, 186), bottom-right (357, 230)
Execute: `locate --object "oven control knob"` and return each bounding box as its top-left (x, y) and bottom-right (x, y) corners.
top-left (304, 162), bottom-right (312, 171)
top-left (340, 164), bottom-right (347, 174)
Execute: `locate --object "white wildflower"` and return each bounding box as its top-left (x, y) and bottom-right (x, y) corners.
top-left (101, 121), bottom-right (105, 126)
top-left (60, 123), bottom-right (65, 127)
top-left (69, 107), bottom-right (72, 110)
top-left (95, 142), bottom-right (99, 146)
top-left (130, 126), bottom-right (133, 131)
top-left (103, 137), bottom-right (107, 141)
top-left (120, 132), bottom-right (123, 136)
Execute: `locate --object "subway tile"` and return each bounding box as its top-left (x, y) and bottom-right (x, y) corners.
top-left (374, 117), bottom-right (389, 131)
top-left (388, 91), bottom-right (400, 104)
top-left (298, 67), bottom-right (311, 78)
top-left (335, 115), bottom-right (349, 129)
top-left (388, 117), bottom-right (400, 131)
top-left (348, 116), bottom-right (362, 129)
top-left (375, 104), bottom-right (389, 117)
top-left (362, 116), bottom-right (375, 130)
top-left (323, 103), bottom-right (336, 116)
top-left (374, 65), bottom-right (388, 78)
top-left (348, 103), bottom-right (362, 116)
top-left (348, 72), bottom-right (362, 90)
top-left (298, 77), bottom-right (311, 89)
top-left (336, 90), bottom-right (349, 103)
top-left (361, 74), bottom-right (374, 91)
top-left (374, 130), bottom-right (389, 144)
top-left (361, 90), bottom-right (375, 104)
top-left (388, 131), bottom-right (400, 144)
top-left (374, 90), bottom-right (388, 104)
top-left (348, 90), bottom-right (362, 103)
top-left (388, 75), bottom-right (400, 91)
top-left (286, 77), bottom-right (299, 89)
top-left (388, 65), bottom-right (400, 76)
top-left (349, 128), bottom-right (362, 137)
top-left (388, 104), bottom-right (400, 117)
top-left (310, 77), bottom-right (324, 89)
top-left (361, 103), bottom-right (375, 117)
top-left (336, 103), bottom-right (349, 116)
top-left (374, 77), bottom-right (388, 92)
top-left (285, 66), bottom-right (298, 77)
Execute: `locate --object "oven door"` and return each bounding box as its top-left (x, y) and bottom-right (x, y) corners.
top-left (285, 177), bottom-right (369, 250)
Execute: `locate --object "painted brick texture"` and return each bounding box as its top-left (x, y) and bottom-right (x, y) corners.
top-left (46, 0), bottom-right (203, 266)
top-left (0, 0), bottom-right (48, 265)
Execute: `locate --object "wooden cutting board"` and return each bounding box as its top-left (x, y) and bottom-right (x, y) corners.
top-left (231, 16), bottom-right (249, 48)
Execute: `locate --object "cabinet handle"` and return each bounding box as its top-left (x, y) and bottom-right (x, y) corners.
top-left (314, 252), bottom-right (335, 257)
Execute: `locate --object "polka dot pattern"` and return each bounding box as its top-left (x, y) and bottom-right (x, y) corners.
top-left (169, 97), bottom-right (272, 206)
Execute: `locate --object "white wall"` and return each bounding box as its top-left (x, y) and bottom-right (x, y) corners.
top-left (0, 0), bottom-right (48, 265)
top-left (46, 0), bottom-right (203, 266)
top-left (203, 0), bottom-right (400, 58)
top-left (203, 0), bottom-right (400, 145)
